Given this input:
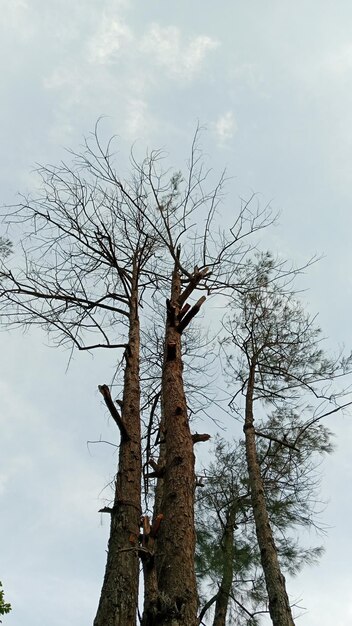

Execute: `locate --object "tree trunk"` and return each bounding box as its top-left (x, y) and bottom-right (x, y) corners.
top-left (94, 269), bottom-right (141, 626)
top-left (153, 262), bottom-right (198, 626)
top-left (244, 362), bottom-right (295, 626)
top-left (141, 548), bottom-right (159, 626)
top-left (141, 413), bottom-right (166, 624)
top-left (212, 507), bottom-right (235, 626)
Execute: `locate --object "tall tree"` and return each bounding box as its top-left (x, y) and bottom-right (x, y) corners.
top-left (0, 131), bottom-right (160, 626)
top-left (152, 257), bottom-right (209, 625)
top-left (221, 253), bottom-right (352, 626)
top-left (134, 138), bottom-right (272, 624)
top-left (0, 127), bottom-right (273, 626)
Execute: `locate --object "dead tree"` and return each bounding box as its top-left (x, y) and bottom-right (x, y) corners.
top-left (131, 137), bottom-right (275, 625)
top-left (149, 261), bottom-right (206, 625)
top-left (0, 129), bottom-right (160, 626)
top-left (0, 125), bottom-right (276, 626)
top-left (93, 266), bottom-right (141, 626)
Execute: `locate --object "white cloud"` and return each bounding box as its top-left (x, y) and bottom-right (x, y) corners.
top-left (213, 110), bottom-right (237, 143)
top-left (140, 24), bottom-right (219, 80)
top-left (89, 16), bottom-right (133, 64)
top-left (125, 97), bottom-right (150, 138)
top-left (42, 15), bottom-right (219, 147)
top-left (186, 35), bottom-right (219, 74)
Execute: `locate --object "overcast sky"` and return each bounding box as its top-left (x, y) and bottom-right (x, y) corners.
top-left (1, 2), bottom-right (352, 625)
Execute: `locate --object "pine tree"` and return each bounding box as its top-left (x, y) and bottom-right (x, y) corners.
top-left (220, 252), bottom-right (351, 626)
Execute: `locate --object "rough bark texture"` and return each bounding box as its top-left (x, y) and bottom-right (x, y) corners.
top-left (142, 560), bottom-right (158, 626)
top-left (244, 362), bottom-right (295, 626)
top-left (141, 515), bottom-right (159, 626)
top-left (141, 423), bottom-right (166, 624)
top-left (153, 263), bottom-right (198, 626)
top-left (212, 507), bottom-right (235, 626)
top-left (94, 269), bottom-right (141, 626)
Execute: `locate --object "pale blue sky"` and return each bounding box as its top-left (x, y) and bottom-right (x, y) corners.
top-left (1, 2), bottom-right (352, 625)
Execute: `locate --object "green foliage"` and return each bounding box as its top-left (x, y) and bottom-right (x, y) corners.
top-left (195, 252), bottom-right (351, 624)
top-left (0, 582), bottom-right (12, 622)
top-left (196, 433), bottom-right (328, 624)
top-left (223, 251), bottom-right (352, 410)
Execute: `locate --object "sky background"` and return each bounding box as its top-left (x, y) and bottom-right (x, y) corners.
top-left (1, 1), bottom-right (352, 624)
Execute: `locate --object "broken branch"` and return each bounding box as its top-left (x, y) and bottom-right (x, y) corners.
top-left (178, 267), bottom-right (209, 307)
top-left (192, 433), bottom-right (211, 444)
top-left (177, 296), bottom-right (206, 333)
top-left (98, 384), bottom-right (130, 441)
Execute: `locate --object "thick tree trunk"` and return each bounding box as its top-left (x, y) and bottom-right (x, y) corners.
top-left (244, 362), bottom-right (295, 626)
top-left (94, 271), bottom-right (141, 626)
top-left (153, 262), bottom-right (198, 626)
top-left (212, 507), bottom-right (235, 626)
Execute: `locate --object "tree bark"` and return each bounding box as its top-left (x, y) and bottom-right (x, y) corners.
top-left (212, 507), bottom-right (235, 626)
top-left (141, 514), bottom-right (159, 626)
top-left (244, 362), bottom-right (295, 626)
top-left (153, 262), bottom-right (198, 626)
top-left (94, 266), bottom-right (141, 626)
top-left (141, 379), bottom-right (166, 625)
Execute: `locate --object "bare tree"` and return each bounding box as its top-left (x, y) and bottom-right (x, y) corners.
top-left (0, 130), bottom-right (160, 626)
top-left (133, 140), bottom-right (274, 625)
top-left (0, 126), bottom-right (275, 626)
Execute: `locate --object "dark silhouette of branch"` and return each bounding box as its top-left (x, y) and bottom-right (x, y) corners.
top-left (177, 296), bottom-right (206, 334)
top-left (255, 430), bottom-right (299, 451)
top-left (98, 384), bottom-right (130, 441)
top-left (294, 400), bottom-right (352, 446)
top-left (197, 594), bottom-right (218, 625)
top-left (192, 433), bottom-right (211, 444)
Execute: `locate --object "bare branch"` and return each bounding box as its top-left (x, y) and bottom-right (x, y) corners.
top-left (98, 384), bottom-right (130, 441)
top-left (255, 429), bottom-right (299, 452)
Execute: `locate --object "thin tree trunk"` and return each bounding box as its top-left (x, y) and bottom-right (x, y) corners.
top-left (94, 267), bottom-right (141, 626)
top-left (244, 362), bottom-right (295, 626)
top-left (154, 261), bottom-right (198, 626)
top-left (141, 412), bottom-right (166, 624)
top-left (141, 539), bottom-right (159, 626)
top-left (212, 507), bottom-right (235, 626)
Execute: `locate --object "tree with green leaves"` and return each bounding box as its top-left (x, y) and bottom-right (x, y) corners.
top-left (220, 252), bottom-right (352, 626)
top-left (0, 582), bottom-right (11, 623)
top-left (196, 425), bottom-right (330, 626)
